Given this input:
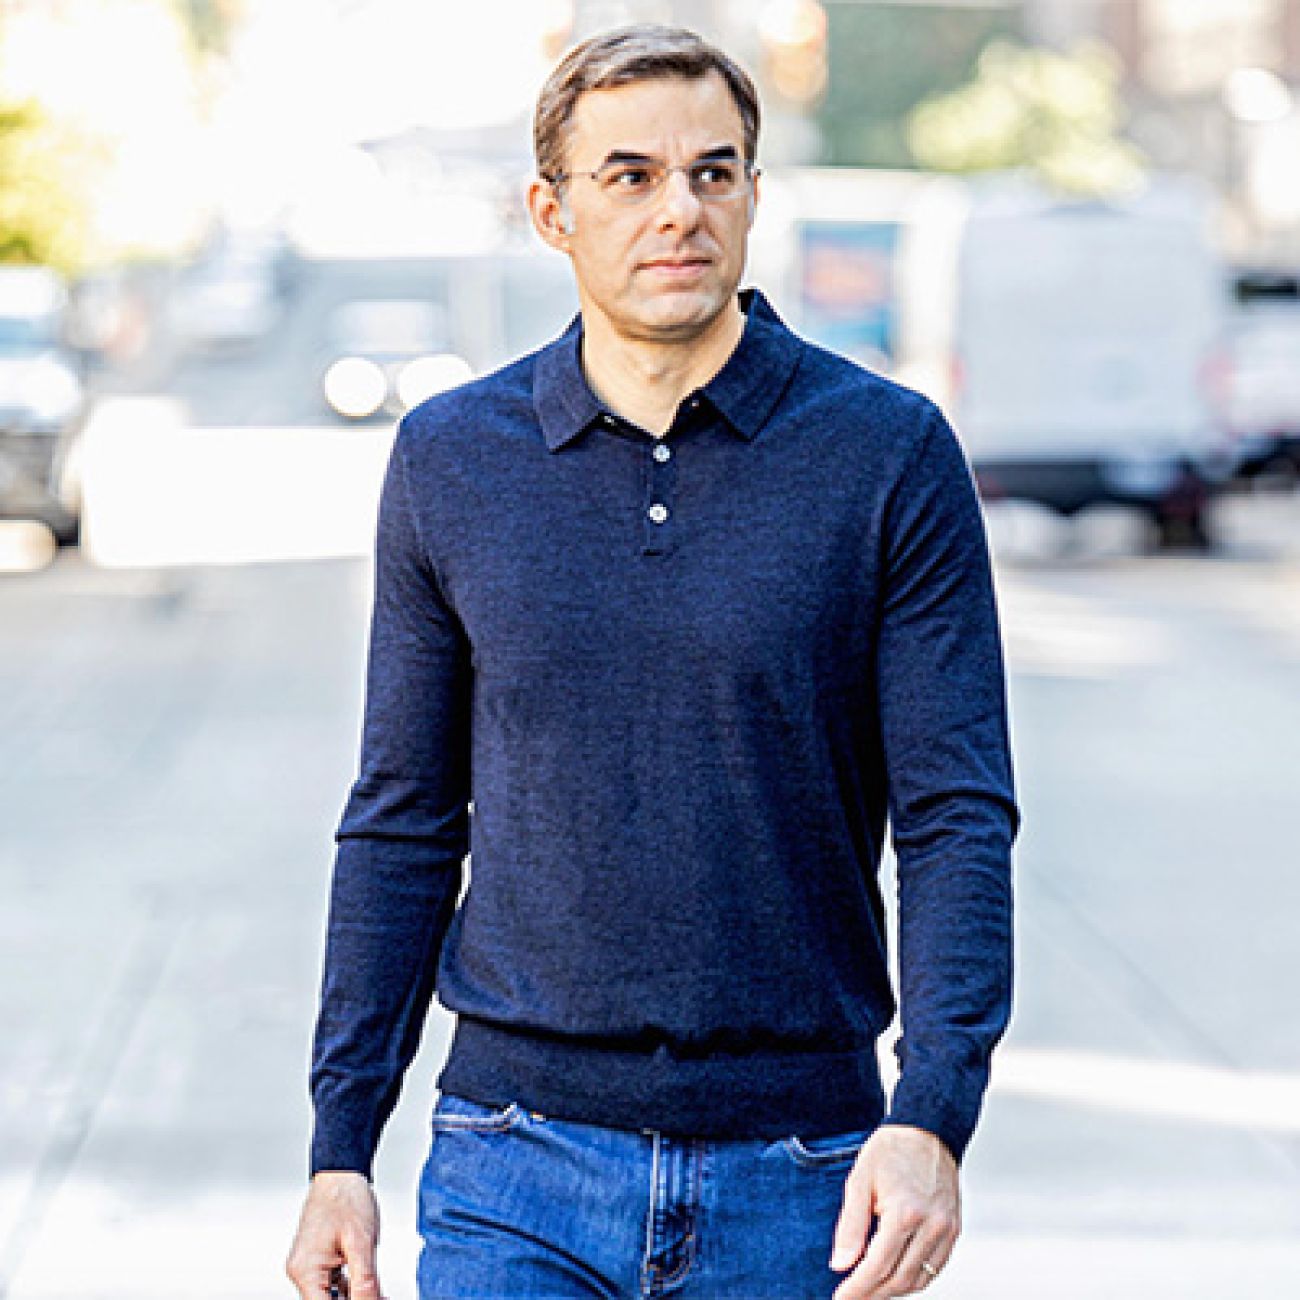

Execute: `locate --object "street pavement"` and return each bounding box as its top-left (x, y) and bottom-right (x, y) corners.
top-left (2, 260), bottom-right (1299, 1296)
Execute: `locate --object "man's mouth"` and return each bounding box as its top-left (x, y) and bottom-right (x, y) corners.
top-left (640, 256), bottom-right (712, 273)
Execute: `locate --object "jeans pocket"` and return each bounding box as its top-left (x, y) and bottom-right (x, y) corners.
top-left (430, 1093), bottom-right (526, 1133)
top-left (777, 1124), bottom-right (877, 1169)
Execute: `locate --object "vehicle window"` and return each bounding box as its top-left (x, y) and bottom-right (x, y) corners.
top-left (0, 314), bottom-right (57, 349)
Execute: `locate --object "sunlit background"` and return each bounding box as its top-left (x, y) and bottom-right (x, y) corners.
top-left (2, 2), bottom-right (1300, 1297)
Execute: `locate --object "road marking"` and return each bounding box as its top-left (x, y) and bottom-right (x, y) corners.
top-left (995, 575), bottom-right (1172, 678)
top-left (992, 1046), bottom-right (1300, 1133)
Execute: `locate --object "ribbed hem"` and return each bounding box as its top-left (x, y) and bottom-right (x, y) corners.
top-left (436, 1015), bottom-right (887, 1141)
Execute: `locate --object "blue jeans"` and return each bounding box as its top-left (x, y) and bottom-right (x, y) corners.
top-left (416, 1092), bottom-right (880, 1298)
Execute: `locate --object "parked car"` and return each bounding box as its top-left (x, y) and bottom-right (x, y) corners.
top-left (320, 299), bottom-right (472, 420)
top-left (0, 266), bottom-right (88, 542)
top-left (169, 229), bottom-right (293, 353)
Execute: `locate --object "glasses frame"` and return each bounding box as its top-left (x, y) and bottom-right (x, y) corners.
top-left (546, 157), bottom-right (761, 207)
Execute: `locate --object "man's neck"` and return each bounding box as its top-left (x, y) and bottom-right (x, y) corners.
top-left (579, 298), bottom-right (746, 437)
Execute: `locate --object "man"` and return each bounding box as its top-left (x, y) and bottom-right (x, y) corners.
top-left (287, 24), bottom-right (1017, 1300)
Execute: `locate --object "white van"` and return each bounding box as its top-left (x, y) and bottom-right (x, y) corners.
top-left (894, 172), bottom-right (1235, 545)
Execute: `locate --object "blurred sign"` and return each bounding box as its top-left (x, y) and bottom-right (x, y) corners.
top-left (798, 220), bottom-right (898, 368)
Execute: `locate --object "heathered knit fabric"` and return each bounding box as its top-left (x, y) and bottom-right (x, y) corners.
top-left (308, 288), bottom-right (1019, 1179)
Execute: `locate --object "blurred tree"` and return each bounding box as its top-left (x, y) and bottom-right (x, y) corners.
top-left (0, 102), bottom-right (111, 272)
top-left (907, 39), bottom-right (1146, 194)
top-left (0, 40), bottom-right (111, 272)
top-left (0, 0), bottom-right (208, 272)
top-left (818, 2), bottom-right (1018, 168)
top-left (175, 0), bottom-right (247, 57)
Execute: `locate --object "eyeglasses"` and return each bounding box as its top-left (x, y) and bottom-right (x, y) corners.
top-left (546, 157), bottom-right (760, 207)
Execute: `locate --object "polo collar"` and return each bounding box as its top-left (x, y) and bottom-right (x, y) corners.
top-left (533, 287), bottom-right (802, 452)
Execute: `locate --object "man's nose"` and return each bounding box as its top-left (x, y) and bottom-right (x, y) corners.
top-left (656, 168), bottom-right (703, 228)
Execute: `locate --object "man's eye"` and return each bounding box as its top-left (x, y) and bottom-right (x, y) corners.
top-left (606, 167), bottom-right (654, 189)
top-left (694, 164), bottom-right (737, 187)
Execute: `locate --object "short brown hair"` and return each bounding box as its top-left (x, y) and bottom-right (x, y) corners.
top-left (534, 24), bottom-right (761, 182)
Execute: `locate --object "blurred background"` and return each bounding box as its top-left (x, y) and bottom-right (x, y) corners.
top-left (2, 1), bottom-right (1299, 1296)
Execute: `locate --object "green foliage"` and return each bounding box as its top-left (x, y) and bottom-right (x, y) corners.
top-left (0, 0), bottom-right (214, 273)
top-left (906, 39), bottom-right (1146, 195)
top-left (0, 100), bottom-right (111, 274)
top-left (818, 4), bottom-right (1019, 168)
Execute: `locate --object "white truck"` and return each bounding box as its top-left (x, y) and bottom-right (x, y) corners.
top-left (892, 172), bottom-right (1235, 546)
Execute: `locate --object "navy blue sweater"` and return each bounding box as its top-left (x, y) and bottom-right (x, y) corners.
top-left (309, 288), bottom-right (1019, 1178)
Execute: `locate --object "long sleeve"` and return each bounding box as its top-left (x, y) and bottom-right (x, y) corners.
top-left (308, 420), bottom-right (472, 1178)
top-left (875, 402), bottom-right (1020, 1165)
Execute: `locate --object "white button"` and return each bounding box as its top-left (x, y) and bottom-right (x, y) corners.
top-left (648, 503), bottom-right (669, 524)
top-left (602, 414), bottom-right (616, 427)
top-left (653, 444), bottom-right (671, 462)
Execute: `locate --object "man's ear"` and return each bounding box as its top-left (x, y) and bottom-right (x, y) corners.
top-left (528, 178), bottom-right (573, 252)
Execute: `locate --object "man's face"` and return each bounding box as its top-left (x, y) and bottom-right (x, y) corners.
top-left (532, 71), bottom-right (757, 344)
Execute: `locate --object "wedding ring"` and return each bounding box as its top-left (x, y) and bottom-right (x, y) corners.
top-left (921, 1259), bottom-right (940, 1279)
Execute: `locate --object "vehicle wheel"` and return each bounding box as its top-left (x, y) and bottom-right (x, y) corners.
top-left (52, 514), bottom-right (81, 547)
top-left (44, 497), bottom-right (82, 547)
top-left (1153, 507), bottom-right (1212, 551)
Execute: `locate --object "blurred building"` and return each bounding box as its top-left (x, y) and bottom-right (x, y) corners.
top-left (1026, 0), bottom-right (1300, 260)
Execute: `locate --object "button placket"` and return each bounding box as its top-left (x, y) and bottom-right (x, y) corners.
top-left (642, 436), bottom-right (676, 557)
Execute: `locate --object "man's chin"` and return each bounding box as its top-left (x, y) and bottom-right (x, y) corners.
top-left (635, 289), bottom-right (735, 338)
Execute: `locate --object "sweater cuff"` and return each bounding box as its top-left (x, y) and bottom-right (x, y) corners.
top-left (881, 1065), bottom-right (988, 1166)
top-left (310, 1141), bottom-right (374, 1181)
top-left (309, 1101), bottom-right (381, 1181)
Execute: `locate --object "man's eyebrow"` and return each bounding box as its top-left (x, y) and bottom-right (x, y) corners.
top-left (598, 150), bottom-right (657, 167)
top-left (596, 144), bottom-right (742, 167)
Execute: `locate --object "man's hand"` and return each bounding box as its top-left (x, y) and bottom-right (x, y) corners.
top-left (828, 1124), bottom-right (960, 1299)
top-left (286, 1171), bottom-right (384, 1300)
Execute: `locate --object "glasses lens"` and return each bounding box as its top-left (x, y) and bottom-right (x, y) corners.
top-left (690, 160), bottom-right (743, 198)
top-left (597, 162), bottom-right (665, 204)
top-left (592, 159), bottom-right (751, 205)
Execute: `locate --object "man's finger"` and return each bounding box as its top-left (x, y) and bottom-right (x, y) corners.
top-left (884, 1221), bottom-right (955, 1293)
top-left (285, 1243), bottom-right (343, 1299)
top-left (829, 1183), bottom-right (877, 1274)
top-left (833, 1207), bottom-right (919, 1299)
top-left (339, 1227), bottom-right (382, 1300)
